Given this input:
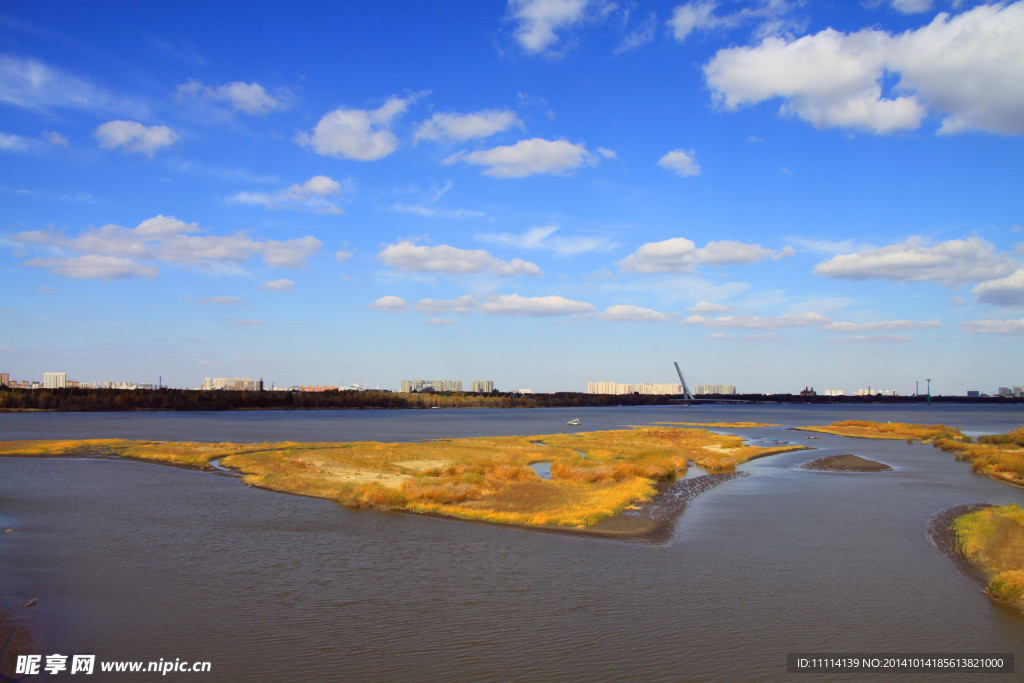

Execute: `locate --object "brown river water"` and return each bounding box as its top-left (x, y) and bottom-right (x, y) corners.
top-left (2, 405), bottom-right (1023, 681)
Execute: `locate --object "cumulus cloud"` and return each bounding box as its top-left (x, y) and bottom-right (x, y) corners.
top-left (415, 294), bottom-right (478, 314)
top-left (688, 301), bottom-right (729, 313)
top-left (682, 312), bottom-right (830, 328)
top-left (813, 237), bottom-right (1018, 285)
top-left (176, 79), bottom-right (287, 114)
top-left (508, 0), bottom-right (591, 55)
top-left (94, 120), bottom-right (180, 156)
top-left (598, 304), bottom-right (676, 322)
top-left (378, 240), bottom-right (542, 276)
top-left (477, 224), bottom-right (615, 255)
top-left (704, 3), bottom-right (1024, 135)
top-left (973, 270), bottom-right (1024, 306)
top-left (960, 318), bottom-right (1024, 335)
top-left (890, 0), bottom-right (933, 13)
top-left (231, 175), bottom-right (344, 213)
top-left (13, 214), bottom-right (321, 279)
top-left (618, 237), bottom-right (789, 272)
top-left (23, 254), bottom-right (159, 280)
top-left (415, 109), bottom-right (522, 143)
top-left (261, 278), bottom-right (295, 292)
top-left (657, 149), bottom-right (701, 177)
top-left (369, 296), bottom-right (409, 313)
top-left (476, 293), bottom-right (595, 316)
top-left (696, 240), bottom-right (793, 265)
top-left (297, 95), bottom-right (418, 160)
top-left (445, 138), bottom-right (599, 177)
top-left (617, 237), bottom-right (697, 273)
top-left (824, 319), bottom-right (940, 332)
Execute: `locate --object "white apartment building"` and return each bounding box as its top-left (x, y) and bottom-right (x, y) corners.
top-left (43, 372), bottom-right (67, 389)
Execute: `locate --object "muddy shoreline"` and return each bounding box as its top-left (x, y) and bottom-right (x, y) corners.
top-left (927, 503), bottom-right (993, 588)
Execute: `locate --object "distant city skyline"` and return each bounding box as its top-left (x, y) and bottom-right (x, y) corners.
top-left (2, 2), bottom-right (1022, 394)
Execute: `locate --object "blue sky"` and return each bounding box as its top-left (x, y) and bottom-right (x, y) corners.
top-left (1, 0), bottom-right (1022, 394)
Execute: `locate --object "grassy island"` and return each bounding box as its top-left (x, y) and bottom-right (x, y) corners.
top-left (795, 420), bottom-right (967, 442)
top-left (954, 505), bottom-right (1024, 609)
top-left (0, 426), bottom-right (806, 530)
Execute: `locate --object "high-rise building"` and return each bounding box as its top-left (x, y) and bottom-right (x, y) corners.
top-left (0, 373), bottom-right (9, 387)
top-left (471, 380), bottom-right (494, 393)
top-left (587, 382), bottom-right (684, 395)
top-left (43, 372), bottom-right (67, 389)
top-left (401, 379), bottom-right (463, 392)
top-left (202, 377), bottom-right (257, 391)
top-left (694, 384), bottom-right (737, 395)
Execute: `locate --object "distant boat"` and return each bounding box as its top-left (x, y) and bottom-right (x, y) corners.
top-left (567, 418), bottom-right (581, 425)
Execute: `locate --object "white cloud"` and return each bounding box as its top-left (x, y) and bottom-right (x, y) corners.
top-left (960, 318), bottom-right (1024, 335)
top-left (445, 138), bottom-right (598, 177)
top-left (617, 237), bottom-right (697, 273)
top-left (377, 240), bottom-right (542, 276)
top-left (476, 293), bottom-right (595, 316)
top-left (370, 296), bottom-right (409, 313)
top-left (890, 0), bottom-right (932, 14)
top-left (682, 312), bottom-right (830, 328)
top-left (618, 237), bottom-right (788, 272)
top-left (297, 95), bottom-right (417, 160)
top-left (822, 334), bottom-right (913, 343)
top-left (658, 148), bottom-right (701, 177)
top-left (696, 240), bottom-right (793, 265)
top-left (508, 0), bottom-right (591, 55)
top-left (94, 120), bottom-right (180, 156)
top-left (23, 254), bottom-right (159, 280)
top-left (824, 319), bottom-right (940, 332)
top-left (973, 270), bottom-right (1024, 306)
top-left (0, 56), bottom-right (146, 117)
top-left (669, 0), bottom-right (804, 44)
top-left (42, 130), bottom-right (68, 146)
top-left (599, 304), bottom-right (676, 322)
top-left (415, 109), bottom-right (522, 143)
top-left (415, 294), bottom-right (478, 314)
top-left (704, 3), bottom-right (1024, 136)
top-left (176, 79), bottom-right (287, 114)
top-left (688, 300), bottom-right (729, 313)
top-left (13, 214), bottom-right (321, 279)
top-left (390, 204), bottom-right (486, 220)
top-left (335, 250), bottom-right (353, 263)
top-left (0, 132), bottom-right (30, 151)
top-left (668, 1), bottom-right (719, 43)
top-left (261, 278), bottom-right (295, 292)
top-left (231, 175), bottom-right (344, 213)
top-left (477, 225), bottom-right (616, 255)
top-left (813, 237), bottom-right (1018, 285)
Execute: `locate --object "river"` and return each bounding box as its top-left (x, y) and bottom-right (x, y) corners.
top-left (1, 404), bottom-right (1023, 681)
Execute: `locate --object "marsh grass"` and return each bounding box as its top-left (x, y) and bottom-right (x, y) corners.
top-left (0, 426), bottom-right (806, 528)
top-left (796, 420), bottom-right (967, 442)
top-left (954, 504), bottom-right (1024, 608)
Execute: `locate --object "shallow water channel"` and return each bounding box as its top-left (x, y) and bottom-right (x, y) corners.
top-left (2, 405), bottom-right (1023, 681)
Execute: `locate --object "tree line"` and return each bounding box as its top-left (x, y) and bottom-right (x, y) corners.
top-left (0, 387), bottom-right (1018, 412)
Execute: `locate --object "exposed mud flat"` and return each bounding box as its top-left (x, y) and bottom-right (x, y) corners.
top-left (802, 454), bottom-right (892, 472)
top-left (577, 471), bottom-right (750, 543)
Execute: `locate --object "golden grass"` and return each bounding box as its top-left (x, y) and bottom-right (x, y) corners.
top-left (0, 426), bottom-right (807, 528)
top-left (954, 504), bottom-right (1024, 608)
top-left (795, 420), bottom-right (967, 442)
top-left (934, 428), bottom-right (1024, 488)
top-left (657, 421), bottom-right (780, 428)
